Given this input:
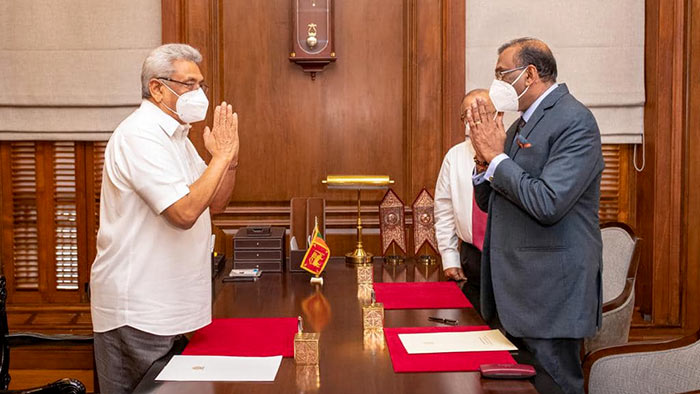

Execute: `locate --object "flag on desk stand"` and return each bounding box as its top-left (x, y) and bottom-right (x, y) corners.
top-left (300, 218), bottom-right (330, 277)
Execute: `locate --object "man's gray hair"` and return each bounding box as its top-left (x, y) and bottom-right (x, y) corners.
top-left (141, 43), bottom-right (203, 99)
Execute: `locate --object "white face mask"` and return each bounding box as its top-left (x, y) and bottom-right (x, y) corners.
top-left (488, 67), bottom-right (529, 112)
top-left (161, 83), bottom-right (209, 124)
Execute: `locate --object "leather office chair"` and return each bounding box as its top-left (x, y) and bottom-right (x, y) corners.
top-left (584, 330), bottom-right (700, 393)
top-left (0, 277), bottom-right (90, 394)
top-left (584, 222), bottom-right (641, 355)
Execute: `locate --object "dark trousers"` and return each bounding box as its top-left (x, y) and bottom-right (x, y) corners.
top-left (94, 326), bottom-right (185, 394)
top-left (509, 336), bottom-right (584, 394)
top-left (489, 308), bottom-right (584, 394)
top-left (459, 241), bottom-right (481, 315)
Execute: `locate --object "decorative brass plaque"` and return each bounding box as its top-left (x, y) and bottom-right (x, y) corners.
top-left (379, 189), bottom-right (407, 255)
top-left (412, 188), bottom-right (438, 255)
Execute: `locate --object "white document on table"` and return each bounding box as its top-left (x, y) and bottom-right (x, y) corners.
top-left (155, 355), bottom-right (282, 382)
top-left (398, 329), bottom-right (517, 354)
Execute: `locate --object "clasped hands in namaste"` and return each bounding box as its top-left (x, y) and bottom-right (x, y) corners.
top-left (466, 98), bottom-right (506, 164)
top-left (204, 101), bottom-right (239, 166)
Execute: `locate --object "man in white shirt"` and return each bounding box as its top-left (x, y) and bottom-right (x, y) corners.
top-left (90, 43), bottom-right (239, 394)
top-left (434, 89), bottom-right (490, 311)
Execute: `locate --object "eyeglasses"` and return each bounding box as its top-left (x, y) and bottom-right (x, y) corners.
top-left (495, 65), bottom-right (528, 81)
top-left (158, 77), bottom-right (209, 94)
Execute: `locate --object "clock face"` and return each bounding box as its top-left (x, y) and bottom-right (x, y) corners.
top-left (295, 0), bottom-right (331, 55)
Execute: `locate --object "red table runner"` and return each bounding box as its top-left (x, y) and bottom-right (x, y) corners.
top-left (384, 326), bottom-right (516, 372)
top-left (182, 317), bottom-right (297, 357)
top-left (373, 282), bottom-right (472, 309)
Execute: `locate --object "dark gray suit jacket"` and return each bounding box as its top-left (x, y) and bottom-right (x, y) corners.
top-left (475, 84), bottom-right (603, 339)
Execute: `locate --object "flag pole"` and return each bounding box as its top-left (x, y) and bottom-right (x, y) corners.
top-left (309, 215), bottom-right (325, 285)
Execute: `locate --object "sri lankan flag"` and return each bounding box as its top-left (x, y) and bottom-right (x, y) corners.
top-left (300, 223), bottom-right (331, 276)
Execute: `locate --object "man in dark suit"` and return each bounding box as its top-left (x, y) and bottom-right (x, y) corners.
top-left (467, 38), bottom-right (603, 394)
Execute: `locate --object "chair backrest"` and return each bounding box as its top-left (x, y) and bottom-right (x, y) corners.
top-left (600, 222), bottom-right (640, 303)
top-left (589, 334), bottom-right (700, 394)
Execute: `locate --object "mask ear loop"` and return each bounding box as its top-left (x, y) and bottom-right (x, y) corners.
top-left (511, 67), bottom-right (530, 100)
top-left (156, 80), bottom-right (181, 117)
top-left (511, 67), bottom-right (528, 85)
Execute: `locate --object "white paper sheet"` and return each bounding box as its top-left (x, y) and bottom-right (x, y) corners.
top-left (155, 355), bottom-right (283, 382)
top-left (398, 329), bottom-right (518, 354)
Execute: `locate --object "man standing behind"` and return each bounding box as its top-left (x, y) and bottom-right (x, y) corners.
top-left (468, 38), bottom-right (603, 394)
top-left (434, 89), bottom-right (489, 312)
top-left (90, 43), bottom-right (239, 394)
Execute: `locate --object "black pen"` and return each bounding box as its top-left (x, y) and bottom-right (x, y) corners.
top-left (428, 316), bottom-right (458, 325)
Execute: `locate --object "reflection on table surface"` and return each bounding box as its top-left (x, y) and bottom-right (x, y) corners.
top-left (133, 257), bottom-right (537, 394)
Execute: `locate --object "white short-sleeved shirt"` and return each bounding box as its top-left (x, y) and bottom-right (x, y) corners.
top-left (90, 100), bottom-right (212, 336)
top-left (434, 140), bottom-right (477, 271)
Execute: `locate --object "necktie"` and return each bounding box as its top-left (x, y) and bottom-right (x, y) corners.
top-left (471, 191), bottom-right (488, 251)
top-left (505, 117), bottom-right (526, 156)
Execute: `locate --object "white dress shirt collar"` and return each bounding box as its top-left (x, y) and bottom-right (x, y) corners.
top-left (522, 83), bottom-right (559, 122)
top-left (141, 99), bottom-right (190, 137)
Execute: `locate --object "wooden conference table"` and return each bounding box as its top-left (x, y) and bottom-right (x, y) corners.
top-left (133, 258), bottom-right (539, 393)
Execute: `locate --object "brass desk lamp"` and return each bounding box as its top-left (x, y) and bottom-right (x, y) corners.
top-left (322, 175), bottom-right (394, 265)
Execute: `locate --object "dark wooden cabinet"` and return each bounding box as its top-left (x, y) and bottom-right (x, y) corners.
top-left (233, 227), bottom-right (286, 272)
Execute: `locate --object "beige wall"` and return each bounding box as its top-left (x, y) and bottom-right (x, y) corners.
top-left (0, 0), bottom-right (162, 140)
top-left (466, 0), bottom-right (645, 144)
top-left (1, 1), bottom-right (644, 142)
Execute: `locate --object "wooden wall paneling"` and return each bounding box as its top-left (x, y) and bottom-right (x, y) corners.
top-left (8, 343), bottom-right (95, 392)
top-left (637, 0), bottom-right (657, 321)
top-left (74, 143), bottom-right (89, 303)
top-left (162, 0), bottom-right (217, 162)
top-left (404, 0), bottom-right (417, 204)
top-left (634, 0), bottom-right (686, 328)
top-left (667, 0), bottom-right (686, 328)
top-left (0, 144), bottom-right (14, 284)
top-left (36, 142), bottom-right (53, 301)
top-left (412, 0), bottom-right (442, 198)
top-left (163, 0), bottom-right (464, 257)
top-left (220, 0), bottom-right (406, 203)
top-left (161, 0), bottom-right (186, 45)
top-left (33, 143), bottom-right (52, 304)
top-left (683, 0), bottom-right (700, 334)
top-left (442, 0), bottom-right (467, 155)
top-left (83, 143), bottom-right (97, 270)
top-left (185, 0), bottom-right (218, 162)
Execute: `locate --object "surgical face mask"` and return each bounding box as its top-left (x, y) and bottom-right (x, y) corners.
top-left (488, 67), bottom-right (530, 112)
top-left (160, 82), bottom-right (209, 124)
